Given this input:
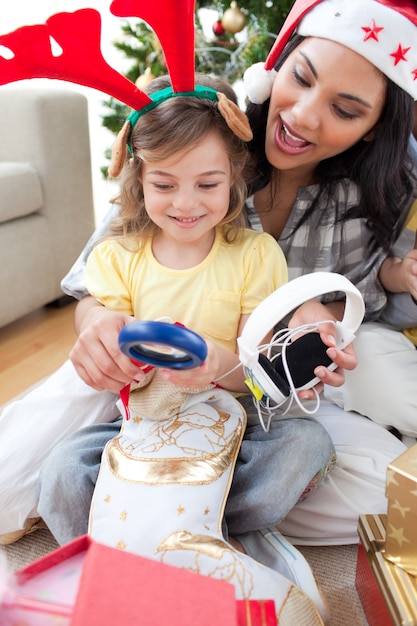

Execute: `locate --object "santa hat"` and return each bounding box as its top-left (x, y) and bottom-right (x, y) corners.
top-left (244, 0), bottom-right (417, 103)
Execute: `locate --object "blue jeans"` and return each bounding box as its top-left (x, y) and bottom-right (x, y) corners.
top-left (38, 396), bottom-right (335, 545)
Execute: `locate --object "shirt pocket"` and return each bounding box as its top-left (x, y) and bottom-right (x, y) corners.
top-left (202, 289), bottom-right (241, 342)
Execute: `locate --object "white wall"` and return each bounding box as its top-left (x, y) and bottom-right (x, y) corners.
top-left (0, 1), bottom-right (131, 225)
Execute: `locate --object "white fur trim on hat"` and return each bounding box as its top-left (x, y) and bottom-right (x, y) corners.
top-left (297, 0), bottom-right (417, 100)
top-left (243, 62), bottom-right (277, 105)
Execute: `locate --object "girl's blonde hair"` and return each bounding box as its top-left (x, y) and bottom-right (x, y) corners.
top-left (109, 74), bottom-right (248, 245)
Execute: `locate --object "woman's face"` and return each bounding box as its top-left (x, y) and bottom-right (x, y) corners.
top-left (265, 37), bottom-right (387, 179)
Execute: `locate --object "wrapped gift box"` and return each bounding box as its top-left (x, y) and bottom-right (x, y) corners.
top-left (355, 514), bottom-right (417, 626)
top-left (385, 443), bottom-right (417, 575)
top-left (1, 535), bottom-right (276, 626)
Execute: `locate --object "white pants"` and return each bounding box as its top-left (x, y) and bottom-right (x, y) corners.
top-left (325, 322), bottom-right (417, 438)
top-left (0, 354), bottom-right (407, 542)
top-left (0, 360), bottom-right (119, 534)
top-left (278, 403), bottom-right (405, 545)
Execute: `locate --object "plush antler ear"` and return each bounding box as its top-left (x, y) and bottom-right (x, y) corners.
top-left (111, 0), bottom-right (196, 92)
top-left (217, 92), bottom-right (253, 142)
top-left (0, 9), bottom-right (152, 110)
top-left (108, 121), bottom-right (132, 179)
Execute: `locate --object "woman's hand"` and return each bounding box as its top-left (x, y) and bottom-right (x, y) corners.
top-left (288, 299), bottom-right (358, 399)
top-left (70, 296), bottom-right (146, 392)
top-left (379, 234), bottom-right (417, 300)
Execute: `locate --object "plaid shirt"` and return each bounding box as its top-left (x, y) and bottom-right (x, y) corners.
top-left (245, 178), bottom-right (387, 321)
top-left (63, 178), bottom-right (387, 320)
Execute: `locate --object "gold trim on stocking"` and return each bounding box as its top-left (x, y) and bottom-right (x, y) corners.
top-left (106, 419), bottom-right (243, 485)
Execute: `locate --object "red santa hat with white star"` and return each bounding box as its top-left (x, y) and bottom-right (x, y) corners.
top-left (244, 0), bottom-right (417, 103)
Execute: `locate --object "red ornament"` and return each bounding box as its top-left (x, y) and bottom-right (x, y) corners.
top-left (212, 19), bottom-right (225, 37)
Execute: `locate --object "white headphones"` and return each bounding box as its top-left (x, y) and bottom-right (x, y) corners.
top-left (237, 272), bottom-right (365, 406)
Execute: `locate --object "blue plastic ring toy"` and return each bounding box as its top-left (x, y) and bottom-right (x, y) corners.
top-left (118, 320), bottom-right (207, 369)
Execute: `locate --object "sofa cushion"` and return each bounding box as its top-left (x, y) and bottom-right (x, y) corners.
top-left (0, 162), bottom-right (43, 224)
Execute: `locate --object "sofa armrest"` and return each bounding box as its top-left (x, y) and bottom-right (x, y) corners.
top-left (0, 85), bottom-right (95, 282)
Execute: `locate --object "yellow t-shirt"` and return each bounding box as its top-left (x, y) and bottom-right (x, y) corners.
top-left (85, 228), bottom-right (287, 354)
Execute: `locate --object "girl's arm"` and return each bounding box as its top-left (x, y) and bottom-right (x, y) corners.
top-left (159, 313), bottom-right (255, 393)
top-left (70, 296), bottom-right (145, 392)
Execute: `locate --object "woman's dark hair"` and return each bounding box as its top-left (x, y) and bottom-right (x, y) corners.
top-left (245, 35), bottom-right (415, 251)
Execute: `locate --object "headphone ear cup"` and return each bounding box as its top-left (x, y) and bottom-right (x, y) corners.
top-left (273, 333), bottom-right (333, 390)
top-left (258, 353), bottom-right (290, 399)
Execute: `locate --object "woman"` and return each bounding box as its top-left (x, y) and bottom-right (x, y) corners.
top-left (1, 0), bottom-right (411, 556)
top-left (38, 0), bottom-right (415, 540)
top-left (242, 0), bottom-right (417, 444)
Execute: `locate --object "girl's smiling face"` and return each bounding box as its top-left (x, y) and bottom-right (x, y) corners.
top-left (265, 37), bottom-right (387, 179)
top-left (142, 131), bottom-right (232, 251)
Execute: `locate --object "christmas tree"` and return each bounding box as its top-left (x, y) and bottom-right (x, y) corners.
top-left (101, 1), bottom-right (293, 174)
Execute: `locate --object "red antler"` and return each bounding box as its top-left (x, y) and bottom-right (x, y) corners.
top-left (0, 9), bottom-right (152, 110)
top-left (110, 0), bottom-right (196, 93)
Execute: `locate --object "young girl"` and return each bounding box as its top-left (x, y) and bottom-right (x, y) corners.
top-left (82, 72), bottom-right (284, 398)
top-left (44, 73), bottom-right (327, 622)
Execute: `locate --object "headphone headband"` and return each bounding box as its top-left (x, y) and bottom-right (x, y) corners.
top-left (238, 272), bottom-right (365, 370)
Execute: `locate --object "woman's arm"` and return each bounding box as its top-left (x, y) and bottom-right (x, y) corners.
top-left (378, 233), bottom-right (417, 298)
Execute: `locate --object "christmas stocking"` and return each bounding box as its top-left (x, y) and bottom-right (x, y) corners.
top-left (89, 380), bottom-right (325, 625)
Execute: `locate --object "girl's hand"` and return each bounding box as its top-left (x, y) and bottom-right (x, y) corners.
top-left (70, 298), bottom-right (146, 392)
top-left (159, 338), bottom-right (247, 392)
top-left (288, 299), bottom-right (358, 398)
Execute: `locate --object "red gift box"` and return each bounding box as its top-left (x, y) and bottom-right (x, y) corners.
top-left (4, 535), bottom-right (277, 625)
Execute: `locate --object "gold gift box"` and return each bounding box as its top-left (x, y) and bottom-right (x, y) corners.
top-left (385, 443), bottom-right (417, 575)
top-left (356, 514), bottom-right (417, 626)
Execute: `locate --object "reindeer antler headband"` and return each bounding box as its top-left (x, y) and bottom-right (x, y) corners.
top-left (0, 0), bottom-right (252, 176)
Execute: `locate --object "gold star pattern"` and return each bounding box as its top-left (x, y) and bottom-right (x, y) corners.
top-left (120, 511), bottom-right (127, 521)
top-left (204, 507), bottom-right (210, 516)
top-left (388, 524), bottom-right (411, 548)
top-left (177, 505), bottom-right (185, 515)
top-left (133, 416), bottom-right (143, 424)
top-left (117, 541), bottom-right (127, 549)
top-left (390, 500), bottom-right (410, 518)
top-left (104, 495), bottom-right (111, 503)
top-left (386, 469), bottom-right (399, 488)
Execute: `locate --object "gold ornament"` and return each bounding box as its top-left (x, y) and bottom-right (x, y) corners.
top-left (135, 67), bottom-right (155, 90)
top-left (221, 1), bottom-right (247, 35)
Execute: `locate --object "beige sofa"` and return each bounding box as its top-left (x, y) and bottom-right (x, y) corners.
top-left (0, 86), bottom-right (95, 328)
